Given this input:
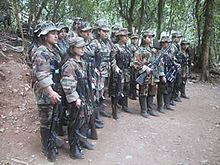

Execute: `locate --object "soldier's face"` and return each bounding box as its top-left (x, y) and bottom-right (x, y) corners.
top-left (131, 38), bottom-right (138, 45)
top-left (58, 29), bottom-right (67, 40)
top-left (143, 35), bottom-right (153, 44)
top-left (181, 44), bottom-right (188, 50)
top-left (72, 46), bottom-right (85, 56)
top-left (80, 30), bottom-right (92, 41)
top-left (45, 31), bottom-right (58, 46)
top-left (99, 30), bottom-right (109, 40)
top-left (119, 35), bottom-right (128, 44)
top-left (175, 37), bottom-right (181, 43)
top-left (162, 42), bottom-right (169, 48)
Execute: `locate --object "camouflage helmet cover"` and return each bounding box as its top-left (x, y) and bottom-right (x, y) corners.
top-left (68, 36), bottom-right (88, 48)
top-left (172, 32), bottom-right (182, 38)
top-left (56, 22), bottom-right (69, 33)
top-left (181, 40), bottom-right (190, 45)
top-left (160, 36), bottom-right (171, 43)
top-left (78, 21), bottom-right (92, 32)
top-left (38, 21), bottom-right (59, 37)
top-left (131, 33), bottom-right (139, 39)
top-left (115, 28), bottom-right (130, 36)
top-left (142, 29), bottom-right (155, 37)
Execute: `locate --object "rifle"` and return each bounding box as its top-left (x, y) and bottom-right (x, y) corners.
top-left (136, 43), bottom-right (174, 85)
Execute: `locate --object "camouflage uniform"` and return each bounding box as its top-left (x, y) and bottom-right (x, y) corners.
top-left (32, 21), bottom-right (63, 162)
top-left (60, 37), bottom-right (94, 159)
top-left (128, 34), bottom-right (139, 100)
top-left (110, 28), bottom-right (133, 118)
top-left (176, 40), bottom-right (191, 99)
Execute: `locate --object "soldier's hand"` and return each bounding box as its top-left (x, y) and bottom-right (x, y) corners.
top-left (76, 99), bottom-right (81, 109)
top-left (115, 67), bottom-right (121, 74)
top-left (49, 91), bottom-right (61, 104)
top-left (146, 67), bottom-right (152, 74)
top-left (161, 76), bottom-right (167, 83)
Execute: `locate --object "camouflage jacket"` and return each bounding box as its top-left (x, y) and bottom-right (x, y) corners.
top-left (88, 38), bottom-right (117, 77)
top-left (128, 44), bottom-right (138, 67)
top-left (32, 45), bottom-right (62, 105)
top-left (115, 43), bottom-right (132, 83)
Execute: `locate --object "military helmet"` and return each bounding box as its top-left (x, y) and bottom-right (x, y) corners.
top-left (115, 28), bottom-right (130, 36)
top-left (38, 21), bottom-right (59, 37)
top-left (142, 29), bottom-right (155, 37)
top-left (56, 22), bottom-right (69, 33)
top-left (181, 40), bottom-right (190, 45)
top-left (68, 36), bottom-right (88, 48)
top-left (160, 36), bottom-right (171, 43)
top-left (131, 33), bottom-right (139, 39)
top-left (78, 21), bottom-right (92, 32)
top-left (172, 32), bottom-right (182, 38)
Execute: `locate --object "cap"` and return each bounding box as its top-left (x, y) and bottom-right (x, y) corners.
top-left (131, 34), bottom-right (139, 39)
top-left (172, 32), bottom-right (182, 38)
top-left (160, 36), bottom-right (171, 43)
top-left (73, 17), bottom-right (83, 24)
top-left (181, 40), bottom-right (190, 45)
top-left (142, 29), bottom-right (155, 37)
top-left (115, 28), bottom-right (130, 36)
top-left (38, 21), bottom-right (59, 37)
top-left (79, 22), bottom-right (92, 31)
top-left (69, 36), bottom-right (88, 47)
top-left (56, 22), bottom-right (69, 33)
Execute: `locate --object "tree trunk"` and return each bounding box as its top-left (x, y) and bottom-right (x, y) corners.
top-left (156, 0), bottom-right (165, 40)
top-left (201, 0), bottom-right (214, 81)
top-left (13, 0), bottom-right (25, 47)
top-left (35, 0), bottom-right (49, 24)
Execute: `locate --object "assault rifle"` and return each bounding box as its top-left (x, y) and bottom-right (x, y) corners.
top-left (136, 43), bottom-right (173, 85)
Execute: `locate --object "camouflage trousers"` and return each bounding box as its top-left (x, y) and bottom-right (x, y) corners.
top-left (38, 104), bottom-right (54, 129)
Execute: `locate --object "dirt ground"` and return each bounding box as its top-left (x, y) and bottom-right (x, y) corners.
top-left (0, 40), bottom-right (220, 165)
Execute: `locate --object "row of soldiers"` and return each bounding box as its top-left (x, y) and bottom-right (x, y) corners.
top-left (29, 17), bottom-right (191, 161)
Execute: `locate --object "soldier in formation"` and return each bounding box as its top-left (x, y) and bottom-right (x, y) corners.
top-left (29, 17), bottom-right (191, 162)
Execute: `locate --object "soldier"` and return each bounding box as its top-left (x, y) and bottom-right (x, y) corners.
top-left (172, 32), bottom-right (182, 103)
top-left (56, 22), bottom-right (69, 61)
top-left (64, 17), bottom-right (82, 45)
top-left (129, 34), bottom-right (139, 100)
top-left (27, 22), bottom-right (42, 68)
top-left (111, 28), bottom-right (133, 119)
top-left (177, 40), bottom-right (191, 99)
top-left (89, 21), bottom-right (120, 119)
top-left (78, 21), bottom-right (92, 43)
top-left (60, 37), bottom-right (95, 159)
top-left (158, 36), bottom-right (179, 111)
top-left (134, 30), bottom-right (159, 118)
top-left (110, 25), bottom-right (121, 44)
top-left (32, 21), bottom-right (64, 161)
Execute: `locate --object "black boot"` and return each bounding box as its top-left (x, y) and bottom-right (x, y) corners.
top-left (164, 94), bottom-right (175, 111)
top-left (147, 95), bottom-right (159, 117)
top-left (100, 109), bottom-right (112, 118)
top-left (174, 96), bottom-right (182, 102)
top-left (170, 99), bottom-right (176, 106)
top-left (69, 142), bottom-right (84, 159)
top-left (87, 114), bottom-right (98, 140)
top-left (180, 85), bottom-right (189, 99)
top-left (79, 124), bottom-right (94, 150)
top-left (95, 107), bottom-right (104, 124)
top-left (40, 127), bottom-right (58, 162)
top-left (111, 96), bottom-right (120, 120)
top-left (157, 92), bottom-right (165, 113)
top-left (139, 96), bottom-right (149, 118)
top-left (122, 96), bottom-right (133, 113)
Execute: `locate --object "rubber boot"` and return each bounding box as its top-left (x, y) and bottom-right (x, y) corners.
top-left (69, 143), bottom-right (84, 159)
top-left (122, 96), bottom-right (133, 113)
top-left (170, 99), bottom-right (176, 106)
top-left (147, 95), bottom-right (159, 117)
top-left (95, 107), bottom-right (104, 125)
top-left (180, 85), bottom-right (189, 99)
top-left (139, 96), bottom-right (149, 118)
top-left (40, 127), bottom-right (58, 162)
top-left (79, 124), bottom-right (94, 150)
top-left (164, 94), bottom-right (175, 111)
top-left (68, 126), bottom-right (84, 159)
top-left (87, 114), bottom-right (98, 140)
top-left (111, 96), bottom-right (120, 120)
top-left (157, 92), bottom-right (165, 113)
top-left (100, 109), bottom-right (112, 118)
top-left (174, 96), bottom-right (182, 102)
